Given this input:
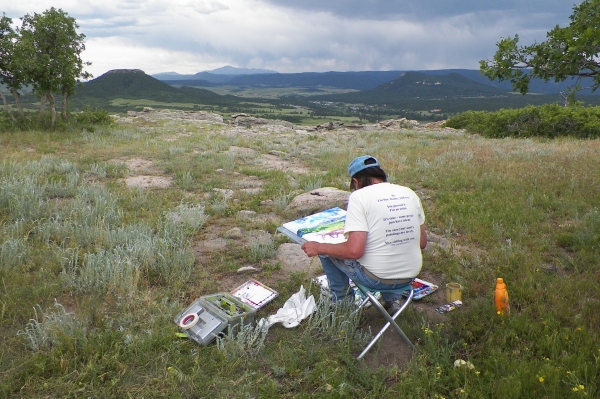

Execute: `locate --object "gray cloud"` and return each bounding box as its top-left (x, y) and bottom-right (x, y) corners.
top-left (1, 0), bottom-right (584, 76)
top-left (260, 0), bottom-right (574, 24)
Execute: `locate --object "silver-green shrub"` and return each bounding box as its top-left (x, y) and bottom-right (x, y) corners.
top-left (17, 301), bottom-right (86, 352)
top-left (248, 235), bottom-right (276, 263)
top-left (0, 238), bottom-right (27, 270)
top-left (165, 203), bottom-right (208, 235)
top-left (216, 323), bottom-right (268, 358)
top-left (61, 248), bottom-right (140, 295)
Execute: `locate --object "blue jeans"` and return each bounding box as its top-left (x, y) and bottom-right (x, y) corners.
top-left (318, 255), bottom-right (412, 303)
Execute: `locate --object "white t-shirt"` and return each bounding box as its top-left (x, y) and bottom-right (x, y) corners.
top-left (344, 182), bottom-right (425, 279)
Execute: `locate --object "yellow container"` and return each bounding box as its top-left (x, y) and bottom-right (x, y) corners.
top-left (446, 283), bottom-right (463, 303)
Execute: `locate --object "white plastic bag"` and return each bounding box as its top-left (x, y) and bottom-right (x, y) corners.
top-left (258, 285), bottom-right (316, 330)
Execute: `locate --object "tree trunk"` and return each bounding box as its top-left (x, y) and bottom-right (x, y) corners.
top-left (48, 92), bottom-right (57, 128)
top-left (61, 91), bottom-right (68, 121)
top-left (0, 89), bottom-right (17, 124)
top-left (39, 92), bottom-right (47, 121)
top-left (10, 88), bottom-right (24, 119)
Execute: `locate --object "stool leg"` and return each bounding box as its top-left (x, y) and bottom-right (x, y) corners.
top-left (357, 290), bottom-right (417, 359)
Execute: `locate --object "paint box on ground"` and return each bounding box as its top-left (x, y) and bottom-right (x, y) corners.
top-left (173, 299), bottom-right (228, 346)
top-left (174, 293), bottom-right (256, 346)
top-left (200, 292), bottom-right (257, 329)
top-left (174, 280), bottom-right (277, 346)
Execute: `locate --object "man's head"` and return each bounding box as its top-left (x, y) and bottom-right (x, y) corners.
top-left (347, 155), bottom-right (387, 191)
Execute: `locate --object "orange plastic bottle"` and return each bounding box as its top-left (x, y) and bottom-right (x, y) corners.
top-left (495, 278), bottom-right (510, 315)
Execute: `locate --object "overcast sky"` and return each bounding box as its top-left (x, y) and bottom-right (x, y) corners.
top-left (4, 0), bottom-right (579, 78)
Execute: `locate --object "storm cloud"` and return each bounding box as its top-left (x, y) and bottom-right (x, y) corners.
top-left (3, 0), bottom-right (582, 77)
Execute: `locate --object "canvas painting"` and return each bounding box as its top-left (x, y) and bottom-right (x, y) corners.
top-left (281, 207), bottom-right (347, 244)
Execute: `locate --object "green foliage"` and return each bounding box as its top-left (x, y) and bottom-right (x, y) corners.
top-left (0, 108), bottom-right (113, 132)
top-left (18, 8), bottom-right (90, 126)
top-left (0, 8), bottom-right (90, 127)
top-left (445, 104), bottom-right (600, 138)
top-left (71, 107), bottom-right (113, 128)
top-left (480, 0), bottom-right (600, 98)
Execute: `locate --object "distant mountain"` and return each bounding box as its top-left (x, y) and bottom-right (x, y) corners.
top-left (153, 67), bottom-right (402, 88)
top-left (152, 66), bottom-right (278, 81)
top-left (300, 72), bottom-right (509, 109)
top-left (417, 69), bottom-right (598, 95)
top-left (190, 72), bottom-right (244, 84)
top-left (226, 71), bottom-right (403, 90)
top-left (153, 67), bottom-right (599, 95)
top-left (73, 69), bottom-right (242, 105)
top-left (371, 71), bottom-right (507, 98)
top-left (207, 66), bottom-right (278, 75)
top-left (310, 71), bottom-right (509, 105)
top-left (164, 71), bottom-right (404, 90)
top-left (152, 72), bottom-right (197, 80)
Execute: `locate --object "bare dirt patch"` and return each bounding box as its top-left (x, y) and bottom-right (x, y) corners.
top-left (109, 157), bottom-right (162, 174)
top-left (110, 158), bottom-right (172, 188)
top-left (123, 175), bottom-right (172, 188)
top-left (226, 146), bottom-right (257, 158)
top-left (259, 153), bottom-right (309, 174)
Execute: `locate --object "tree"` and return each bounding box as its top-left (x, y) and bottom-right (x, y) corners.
top-left (0, 14), bottom-right (26, 121)
top-left (19, 8), bottom-right (91, 127)
top-left (480, 0), bottom-right (600, 103)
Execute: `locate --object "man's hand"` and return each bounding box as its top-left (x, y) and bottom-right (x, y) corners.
top-left (301, 241), bottom-right (321, 257)
top-left (300, 231), bottom-right (367, 259)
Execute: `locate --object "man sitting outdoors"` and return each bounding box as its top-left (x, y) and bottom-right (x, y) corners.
top-left (301, 155), bottom-right (427, 313)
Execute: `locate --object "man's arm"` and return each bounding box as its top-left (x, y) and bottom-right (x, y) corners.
top-left (301, 231), bottom-right (367, 259)
top-left (420, 224), bottom-right (427, 249)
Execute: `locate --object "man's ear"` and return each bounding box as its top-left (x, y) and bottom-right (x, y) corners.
top-left (351, 178), bottom-right (360, 190)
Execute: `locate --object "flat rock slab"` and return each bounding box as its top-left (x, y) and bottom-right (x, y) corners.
top-left (275, 243), bottom-right (321, 275)
top-left (287, 187), bottom-right (350, 213)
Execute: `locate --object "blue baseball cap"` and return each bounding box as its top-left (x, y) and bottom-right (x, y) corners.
top-left (348, 155), bottom-right (380, 177)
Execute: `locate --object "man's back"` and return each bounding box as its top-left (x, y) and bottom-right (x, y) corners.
top-left (344, 182), bottom-right (425, 278)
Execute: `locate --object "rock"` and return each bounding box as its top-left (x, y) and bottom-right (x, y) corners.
top-left (124, 109), bottom-right (223, 123)
top-left (287, 187), bottom-right (350, 213)
top-left (275, 243), bottom-right (319, 274)
top-left (238, 210), bottom-right (257, 219)
top-left (378, 118), bottom-right (419, 129)
top-left (224, 227), bottom-right (243, 239)
top-left (213, 188), bottom-right (235, 199)
top-left (268, 150), bottom-right (288, 158)
top-left (316, 121), bottom-right (344, 131)
top-left (229, 115), bottom-right (294, 128)
top-left (237, 265), bottom-right (259, 273)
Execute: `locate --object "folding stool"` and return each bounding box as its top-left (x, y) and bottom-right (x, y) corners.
top-left (352, 281), bottom-right (417, 359)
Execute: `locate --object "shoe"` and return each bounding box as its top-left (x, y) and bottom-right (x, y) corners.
top-left (384, 300), bottom-right (402, 315)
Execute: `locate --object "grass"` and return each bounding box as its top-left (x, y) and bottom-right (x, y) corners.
top-left (0, 114), bottom-right (599, 398)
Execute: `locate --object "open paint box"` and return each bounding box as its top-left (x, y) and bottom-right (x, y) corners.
top-left (174, 279), bottom-right (278, 345)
